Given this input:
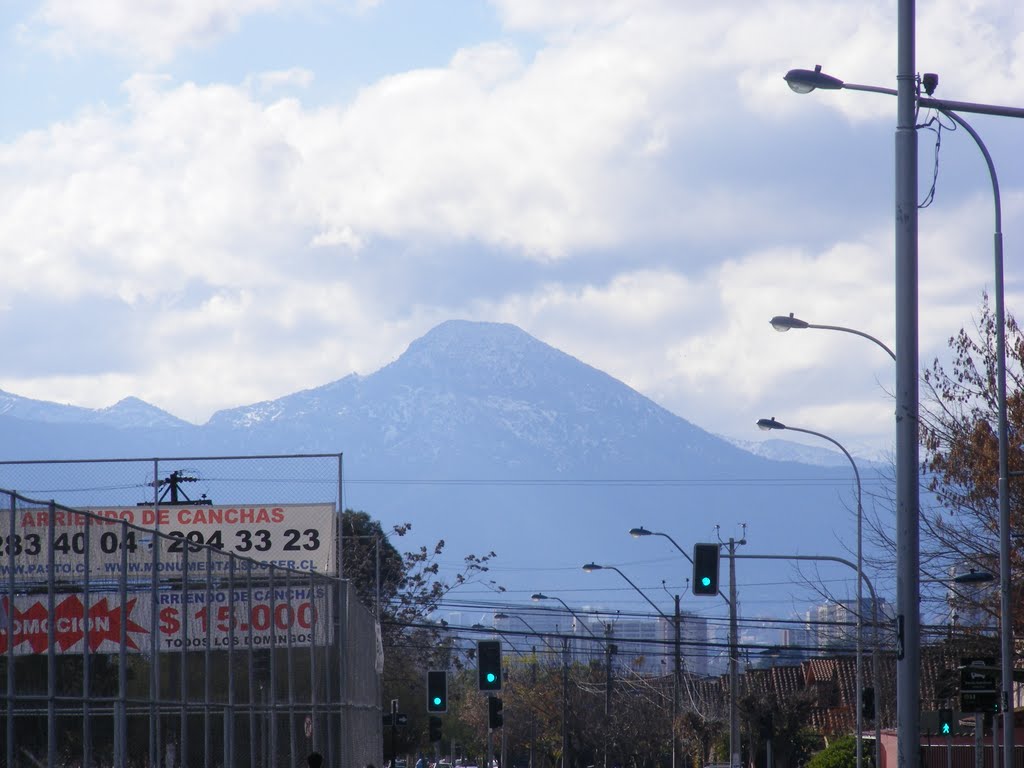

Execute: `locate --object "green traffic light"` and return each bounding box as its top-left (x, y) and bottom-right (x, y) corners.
top-left (433, 696), bottom-right (442, 706)
top-left (701, 576), bottom-right (711, 587)
top-left (486, 672), bottom-right (496, 683)
top-left (942, 723), bottom-right (950, 735)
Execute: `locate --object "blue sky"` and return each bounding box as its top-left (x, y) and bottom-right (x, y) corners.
top-left (1, 0), bottom-right (1023, 463)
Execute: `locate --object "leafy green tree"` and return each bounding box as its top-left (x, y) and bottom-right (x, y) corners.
top-left (340, 509), bottom-right (501, 759)
top-left (806, 734), bottom-right (857, 768)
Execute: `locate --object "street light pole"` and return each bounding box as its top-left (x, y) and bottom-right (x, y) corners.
top-left (757, 417), bottom-right (865, 768)
top-left (784, 61), bottom-right (1024, 768)
top-left (531, 593), bottom-right (602, 640)
top-left (937, 107), bottom-right (1014, 766)
top-left (779, 11), bottom-right (921, 763)
top-left (494, 612), bottom-right (559, 656)
top-left (582, 563), bottom-right (673, 622)
top-left (674, 594), bottom-right (681, 768)
top-left (629, 527), bottom-right (694, 564)
top-left (630, 527), bottom-right (732, 768)
top-left (728, 539), bottom-right (740, 768)
top-left (894, 9), bottom-right (922, 768)
top-left (769, 314), bottom-right (896, 360)
top-left (737, 552), bottom-right (882, 768)
top-left (582, 562), bottom-right (681, 767)
top-left (561, 637), bottom-right (570, 768)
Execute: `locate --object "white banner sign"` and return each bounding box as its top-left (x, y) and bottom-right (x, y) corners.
top-left (0, 503), bottom-right (337, 584)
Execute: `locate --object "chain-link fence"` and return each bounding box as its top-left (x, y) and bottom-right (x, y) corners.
top-left (0, 455), bottom-right (382, 768)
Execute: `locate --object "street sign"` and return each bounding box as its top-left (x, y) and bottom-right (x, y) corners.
top-left (960, 657), bottom-right (999, 713)
top-left (382, 713), bottom-right (409, 727)
top-left (960, 657), bottom-right (997, 689)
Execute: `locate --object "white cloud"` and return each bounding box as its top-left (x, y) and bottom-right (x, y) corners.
top-left (28, 0), bottom-right (294, 62)
top-left (1, 0), bottom-right (1022, 453)
top-left (248, 68), bottom-right (316, 95)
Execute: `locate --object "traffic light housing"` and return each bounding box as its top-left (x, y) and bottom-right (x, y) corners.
top-left (478, 640), bottom-right (502, 691)
top-left (692, 543), bottom-right (720, 596)
top-left (427, 670), bottom-right (448, 712)
top-left (939, 708), bottom-right (953, 736)
top-left (429, 716), bottom-right (443, 742)
top-left (488, 695), bottom-right (504, 729)
top-left (861, 687), bottom-right (875, 720)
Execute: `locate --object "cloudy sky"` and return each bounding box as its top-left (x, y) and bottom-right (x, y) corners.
top-left (1, 0), bottom-right (1022, 459)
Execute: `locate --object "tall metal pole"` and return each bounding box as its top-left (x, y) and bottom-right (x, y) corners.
top-left (673, 594), bottom-right (681, 768)
top-left (873, 602), bottom-right (881, 768)
top-left (530, 648), bottom-right (537, 768)
top-left (729, 538), bottom-right (740, 768)
top-left (756, 418), bottom-right (863, 768)
top-left (735, 553), bottom-right (882, 768)
top-left (986, 129), bottom-right (1012, 768)
top-left (562, 638), bottom-right (570, 768)
top-left (895, 3), bottom-right (921, 768)
top-left (976, 713), bottom-right (984, 768)
top-left (786, 64), bottom-right (1024, 768)
top-left (604, 623), bottom-right (613, 768)
top-left (931, 108), bottom-right (1012, 768)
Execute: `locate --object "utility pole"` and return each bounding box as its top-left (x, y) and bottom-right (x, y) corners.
top-left (530, 647), bottom-right (537, 768)
top-left (895, 3), bottom-right (922, 768)
top-left (561, 637), bottom-right (570, 768)
top-left (501, 709), bottom-right (508, 768)
top-left (673, 594), bottom-right (681, 768)
top-left (604, 623), bottom-right (615, 768)
top-left (728, 538), bottom-right (740, 768)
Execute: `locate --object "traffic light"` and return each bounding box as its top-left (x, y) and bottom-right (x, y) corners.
top-left (478, 640), bottom-right (502, 691)
top-left (939, 708), bottom-right (954, 736)
top-left (427, 670), bottom-right (448, 713)
top-left (861, 687), bottom-right (875, 720)
top-left (429, 716), bottom-right (443, 742)
top-left (488, 695), bottom-right (504, 729)
top-left (692, 543), bottom-right (720, 596)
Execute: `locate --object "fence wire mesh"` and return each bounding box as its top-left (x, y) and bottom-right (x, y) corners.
top-left (0, 455), bottom-right (382, 768)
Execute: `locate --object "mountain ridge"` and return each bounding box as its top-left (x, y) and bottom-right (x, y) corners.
top-left (0, 320), bottom-right (879, 628)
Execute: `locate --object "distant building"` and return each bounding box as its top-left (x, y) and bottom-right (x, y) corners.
top-left (789, 596), bottom-right (894, 653)
top-left (491, 607), bottom-right (708, 677)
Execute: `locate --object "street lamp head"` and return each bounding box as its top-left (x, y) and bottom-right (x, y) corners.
top-left (493, 612), bottom-right (509, 620)
top-left (770, 313), bottom-right (810, 332)
top-left (582, 562), bottom-right (603, 573)
top-left (531, 592), bottom-right (549, 602)
top-left (784, 65), bottom-right (844, 94)
top-left (953, 568), bottom-right (995, 585)
top-left (629, 526), bottom-right (653, 538)
top-left (757, 417), bottom-right (786, 432)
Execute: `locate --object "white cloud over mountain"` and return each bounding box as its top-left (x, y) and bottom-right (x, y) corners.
top-left (0, 0), bottom-right (1022, 457)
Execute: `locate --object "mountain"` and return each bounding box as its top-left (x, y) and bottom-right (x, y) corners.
top-left (0, 320), bottom-right (881, 623)
top-left (724, 436), bottom-right (887, 469)
top-left (0, 390), bottom-right (188, 429)
top-left (204, 320), bottom-right (769, 477)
